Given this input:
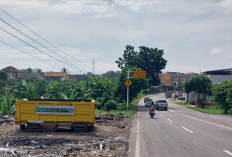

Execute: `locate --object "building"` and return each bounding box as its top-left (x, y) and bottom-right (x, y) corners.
top-left (1, 66), bottom-right (45, 81)
top-left (44, 72), bottom-right (68, 81)
top-left (161, 72), bottom-right (198, 84)
top-left (1, 66), bottom-right (25, 80)
top-left (203, 68), bottom-right (232, 83)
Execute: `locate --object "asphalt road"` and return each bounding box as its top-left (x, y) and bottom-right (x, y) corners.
top-left (128, 93), bottom-right (232, 157)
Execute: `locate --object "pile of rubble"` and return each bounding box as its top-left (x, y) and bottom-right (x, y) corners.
top-left (0, 114), bottom-right (132, 156)
top-left (95, 114), bottom-right (131, 129)
top-left (0, 116), bottom-right (15, 125)
top-left (0, 136), bottom-right (127, 156)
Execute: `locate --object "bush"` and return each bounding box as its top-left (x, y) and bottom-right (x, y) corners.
top-left (103, 100), bottom-right (117, 111)
top-left (117, 102), bottom-right (127, 111)
top-left (188, 100), bottom-right (198, 105)
top-left (187, 100), bottom-right (215, 107)
top-left (95, 97), bottom-right (104, 109)
top-left (205, 102), bottom-right (215, 106)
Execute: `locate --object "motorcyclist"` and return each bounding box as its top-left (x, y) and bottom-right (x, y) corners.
top-left (149, 103), bottom-right (155, 115)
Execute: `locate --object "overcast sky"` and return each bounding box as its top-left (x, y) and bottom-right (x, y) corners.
top-left (0, 0), bottom-right (232, 74)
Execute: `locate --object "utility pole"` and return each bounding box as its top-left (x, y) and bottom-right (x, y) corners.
top-left (127, 71), bottom-right (129, 108)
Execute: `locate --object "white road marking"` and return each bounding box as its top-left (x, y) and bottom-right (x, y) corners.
top-left (135, 112), bottom-right (140, 157)
top-left (170, 109), bottom-right (232, 131)
top-left (223, 150), bottom-right (232, 156)
top-left (182, 126), bottom-right (194, 133)
top-left (160, 114), bottom-right (163, 117)
top-left (167, 119), bottom-right (173, 122)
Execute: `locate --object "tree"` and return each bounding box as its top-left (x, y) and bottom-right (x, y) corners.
top-left (102, 70), bottom-right (119, 80)
top-left (114, 67), bottom-right (149, 103)
top-left (0, 71), bottom-right (8, 81)
top-left (137, 46), bottom-right (167, 85)
top-left (115, 45), bottom-right (167, 86)
top-left (212, 81), bottom-right (232, 114)
top-left (184, 81), bottom-right (192, 102)
top-left (184, 75), bottom-right (212, 108)
top-left (24, 68), bottom-right (32, 73)
top-left (61, 68), bottom-right (67, 73)
top-left (37, 69), bottom-right (44, 75)
top-left (115, 45), bottom-right (138, 69)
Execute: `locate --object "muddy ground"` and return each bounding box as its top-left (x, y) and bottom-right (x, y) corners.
top-left (0, 115), bottom-right (132, 157)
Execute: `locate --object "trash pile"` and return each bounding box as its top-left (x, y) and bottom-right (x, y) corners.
top-left (0, 136), bottom-right (127, 156)
top-left (0, 116), bottom-right (15, 126)
top-left (95, 114), bottom-right (131, 129)
top-left (0, 114), bottom-right (131, 156)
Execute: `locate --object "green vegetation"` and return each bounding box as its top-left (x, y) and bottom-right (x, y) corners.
top-left (96, 93), bottom-right (148, 116)
top-left (184, 75), bottom-right (212, 108)
top-left (176, 102), bottom-right (187, 106)
top-left (115, 45), bottom-right (167, 86)
top-left (0, 45), bottom-right (167, 116)
top-left (212, 80), bottom-right (232, 114)
top-left (187, 106), bottom-right (225, 115)
top-left (176, 100), bottom-right (231, 115)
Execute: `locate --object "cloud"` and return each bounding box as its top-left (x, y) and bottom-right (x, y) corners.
top-left (0, 0), bottom-right (118, 17)
top-left (211, 48), bottom-right (224, 54)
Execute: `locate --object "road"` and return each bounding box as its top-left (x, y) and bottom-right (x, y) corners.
top-left (128, 93), bottom-right (232, 157)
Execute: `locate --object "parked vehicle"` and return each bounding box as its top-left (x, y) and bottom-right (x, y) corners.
top-left (155, 99), bottom-right (168, 111)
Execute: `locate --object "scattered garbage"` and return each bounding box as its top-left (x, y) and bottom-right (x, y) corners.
top-left (0, 114), bottom-right (131, 156)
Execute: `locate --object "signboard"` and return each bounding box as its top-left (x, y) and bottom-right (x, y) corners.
top-left (134, 70), bottom-right (146, 79)
top-left (162, 74), bottom-right (171, 85)
top-left (36, 105), bottom-right (75, 115)
top-left (125, 79), bottom-right (132, 87)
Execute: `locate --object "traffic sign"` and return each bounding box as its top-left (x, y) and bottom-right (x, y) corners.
top-left (125, 79), bottom-right (132, 86)
top-left (134, 70), bottom-right (146, 79)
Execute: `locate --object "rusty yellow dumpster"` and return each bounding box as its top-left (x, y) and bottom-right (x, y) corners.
top-left (15, 99), bottom-right (95, 131)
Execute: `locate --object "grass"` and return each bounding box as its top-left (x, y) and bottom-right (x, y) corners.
top-left (187, 106), bottom-right (225, 115)
top-left (95, 93), bottom-right (148, 117)
top-left (175, 102), bottom-right (188, 106)
top-left (175, 101), bottom-right (232, 115)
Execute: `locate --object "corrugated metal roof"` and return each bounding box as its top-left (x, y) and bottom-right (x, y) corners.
top-left (203, 68), bottom-right (232, 75)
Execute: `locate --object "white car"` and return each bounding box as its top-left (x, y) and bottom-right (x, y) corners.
top-left (145, 98), bottom-right (154, 107)
top-left (155, 99), bottom-right (168, 111)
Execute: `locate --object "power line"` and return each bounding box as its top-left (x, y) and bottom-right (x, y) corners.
top-left (0, 18), bottom-right (92, 73)
top-left (0, 26), bottom-right (89, 73)
top-left (0, 7), bottom-right (100, 73)
top-left (0, 58), bottom-right (16, 67)
top-left (0, 39), bottom-right (60, 70)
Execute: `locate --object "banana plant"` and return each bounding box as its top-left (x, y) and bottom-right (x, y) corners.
top-left (0, 91), bottom-right (15, 115)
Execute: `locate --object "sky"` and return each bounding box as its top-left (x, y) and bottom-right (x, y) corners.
top-left (0, 0), bottom-right (232, 74)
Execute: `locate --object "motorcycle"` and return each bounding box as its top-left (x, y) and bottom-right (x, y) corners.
top-left (149, 110), bottom-right (155, 118)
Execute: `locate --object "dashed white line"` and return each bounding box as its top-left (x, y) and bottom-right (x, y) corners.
top-left (135, 112), bottom-right (140, 157)
top-left (182, 126), bottom-right (194, 133)
top-left (223, 150), bottom-right (232, 156)
top-left (167, 119), bottom-right (173, 122)
top-left (160, 114), bottom-right (163, 117)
